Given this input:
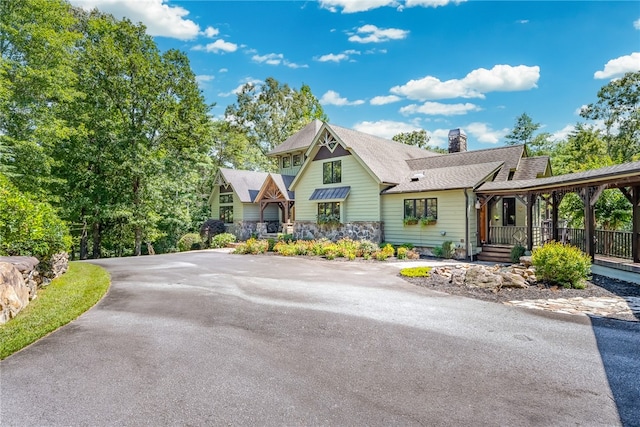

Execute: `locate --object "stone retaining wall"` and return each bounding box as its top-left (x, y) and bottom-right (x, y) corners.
top-left (293, 221), bottom-right (383, 243)
top-left (0, 253), bottom-right (69, 324)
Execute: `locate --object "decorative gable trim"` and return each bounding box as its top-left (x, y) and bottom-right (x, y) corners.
top-left (313, 144), bottom-right (351, 161)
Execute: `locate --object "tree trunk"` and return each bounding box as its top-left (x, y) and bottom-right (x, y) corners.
top-left (80, 219), bottom-right (88, 260)
top-left (92, 221), bottom-right (102, 259)
top-left (134, 227), bottom-right (142, 256)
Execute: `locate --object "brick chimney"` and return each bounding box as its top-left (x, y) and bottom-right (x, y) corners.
top-left (448, 128), bottom-right (467, 153)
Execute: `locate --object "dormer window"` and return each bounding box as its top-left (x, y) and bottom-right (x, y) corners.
top-left (508, 170), bottom-right (515, 180)
top-left (282, 155), bottom-right (291, 168)
top-left (293, 154), bottom-right (302, 166)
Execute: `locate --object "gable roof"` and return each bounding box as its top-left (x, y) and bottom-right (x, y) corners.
top-left (512, 156), bottom-right (551, 180)
top-left (406, 144), bottom-right (526, 181)
top-left (383, 162), bottom-right (505, 194)
top-left (267, 119), bottom-right (324, 156)
top-left (477, 160), bottom-right (640, 194)
top-left (217, 168), bottom-right (268, 203)
top-left (328, 124), bottom-right (440, 184)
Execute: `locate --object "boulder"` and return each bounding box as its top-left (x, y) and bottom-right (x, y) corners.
top-left (464, 265), bottom-right (503, 289)
top-left (500, 272), bottom-right (529, 288)
top-left (0, 262), bottom-right (31, 324)
top-left (519, 256), bottom-right (533, 267)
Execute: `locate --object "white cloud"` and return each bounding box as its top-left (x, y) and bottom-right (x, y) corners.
top-left (195, 75), bottom-right (214, 86)
top-left (319, 90), bottom-right (365, 106)
top-left (218, 79), bottom-right (263, 97)
top-left (370, 95), bottom-right (402, 105)
top-left (400, 101), bottom-right (481, 116)
top-left (192, 39), bottom-right (238, 53)
top-left (353, 120), bottom-right (422, 139)
top-left (348, 24), bottom-right (409, 43)
top-left (317, 53), bottom-right (349, 63)
top-left (319, 0), bottom-right (398, 13)
top-left (252, 53), bottom-right (307, 68)
top-left (465, 122), bottom-right (509, 144)
top-left (551, 124), bottom-right (575, 141)
top-left (634, 18), bottom-right (640, 30)
top-left (69, 0), bottom-right (200, 40)
top-left (319, 0), bottom-right (463, 13)
top-left (202, 26), bottom-right (219, 38)
top-left (516, 19), bottom-right (529, 24)
top-left (219, 68), bottom-right (228, 73)
top-left (593, 52), bottom-right (640, 79)
top-left (390, 64), bottom-right (540, 101)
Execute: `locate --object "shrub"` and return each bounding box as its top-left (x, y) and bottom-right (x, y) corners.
top-left (396, 246), bottom-right (408, 260)
top-left (531, 241), bottom-right (591, 289)
top-left (432, 241), bottom-right (455, 259)
top-left (406, 249), bottom-right (420, 260)
top-left (400, 266), bottom-right (432, 277)
top-left (0, 175), bottom-right (71, 262)
top-left (374, 243), bottom-right (395, 261)
top-left (510, 244), bottom-right (526, 263)
top-left (357, 240), bottom-right (378, 258)
top-left (233, 238), bottom-right (269, 255)
top-left (177, 233), bottom-right (203, 252)
top-left (210, 233), bottom-right (236, 249)
top-left (199, 219), bottom-right (226, 247)
top-left (267, 238), bottom-right (277, 252)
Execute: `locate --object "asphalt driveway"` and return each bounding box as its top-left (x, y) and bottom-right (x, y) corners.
top-left (1, 251), bottom-right (638, 426)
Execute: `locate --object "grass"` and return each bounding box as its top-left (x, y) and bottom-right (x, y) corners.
top-left (0, 262), bottom-right (110, 360)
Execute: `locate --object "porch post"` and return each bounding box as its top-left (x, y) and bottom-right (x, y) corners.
top-left (581, 188), bottom-right (596, 260)
top-left (551, 191), bottom-right (559, 242)
top-left (526, 193), bottom-right (534, 251)
top-left (633, 185), bottom-right (640, 263)
top-left (259, 201), bottom-right (265, 222)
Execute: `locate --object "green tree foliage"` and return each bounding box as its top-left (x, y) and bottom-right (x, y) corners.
top-left (224, 77), bottom-right (327, 170)
top-left (0, 174), bottom-right (71, 260)
top-left (392, 129), bottom-right (446, 153)
top-left (504, 113), bottom-right (540, 145)
top-left (580, 71), bottom-right (640, 162)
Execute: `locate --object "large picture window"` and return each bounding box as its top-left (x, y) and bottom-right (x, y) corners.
top-left (219, 194), bottom-right (233, 204)
top-left (404, 198), bottom-right (437, 219)
top-left (323, 160), bottom-right (341, 184)
top-left (317, 202), bottom-right (340, 224)
top-left (219, 206), bottom-right (233, 223)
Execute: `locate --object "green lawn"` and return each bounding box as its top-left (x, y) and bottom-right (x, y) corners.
top-left (0, 262), bottom-right (110, 360)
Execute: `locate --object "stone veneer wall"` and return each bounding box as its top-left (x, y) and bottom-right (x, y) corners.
top-left (293, 221), bottom-right (384, 243)
top-left (226, 221), bottom-right (280, 241)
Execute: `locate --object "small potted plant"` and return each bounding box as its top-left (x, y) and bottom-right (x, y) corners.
top-left (403, 216), bottom-right (419, 226)
top-left (420, 216), bottom-right (437, 226)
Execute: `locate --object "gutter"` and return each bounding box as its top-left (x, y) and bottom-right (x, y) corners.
top-left (464, 188), bottom-right (471, 261)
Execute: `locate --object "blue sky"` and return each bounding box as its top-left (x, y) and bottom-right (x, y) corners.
top-left (69, 0), bottom-right (640, 151)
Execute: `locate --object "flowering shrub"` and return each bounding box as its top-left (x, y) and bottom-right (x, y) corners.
top-left (233, 238), bottom-right (268, 254)
top-left (531, 241), bottom-right (591, 289)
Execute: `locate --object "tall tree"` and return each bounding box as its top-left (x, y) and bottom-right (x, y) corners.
top-left (580, 71), bottom-right (640, 162)
top-left (392, 129), bottom-right (446, 153)
top-left (224, 78), bottom-right (327, 170)
top-left (504, 113), bottom-right (540, 145)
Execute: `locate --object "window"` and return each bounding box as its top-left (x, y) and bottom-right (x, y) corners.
top-left (219, 194), bottom-right (233, 204)
top-left (503, 197), bottom-right (516, 226)
top-left (404, 198), bottom-right (438, 219)
top-left (282, 155), bottom-right (291, 169)
top-left (323, 160), bottom-right (341, 184)
top-left (292, 154), bottom-right (302, 166)
top-left (219, 206), bottom-right (234, 223)
top-left (317, 202), bottom-right (340, 223)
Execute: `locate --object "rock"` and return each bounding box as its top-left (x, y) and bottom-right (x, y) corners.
top-left (0, 256), bottom-right (39, 273)
top-left (500, 272), bottom-right (529, 288)
top-left (0, 262), bottom-right (31, 324)
top-left (464, 265), bottom-right (503, 289)
top-left (519, 256), bottom-right (533, 267)
top-left (450, 268), bottom-right (466, 286)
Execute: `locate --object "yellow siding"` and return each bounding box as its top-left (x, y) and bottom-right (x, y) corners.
top-left (294, 155), bottom-right (381, 221)
top-left (210, 187), bottom-right (244, 221)
top-left (382, 190), bottom-right (476, 254)
top-left (242, 203), bottom-right (279, 221)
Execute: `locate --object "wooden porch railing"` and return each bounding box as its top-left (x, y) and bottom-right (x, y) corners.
top-left (488, 226), bottom-right (634, 260)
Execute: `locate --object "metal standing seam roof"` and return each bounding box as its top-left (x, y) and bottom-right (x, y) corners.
top-left (309, 186), bottom-right (351, 201)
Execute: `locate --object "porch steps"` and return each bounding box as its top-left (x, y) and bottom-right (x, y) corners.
top-left (477, 245), bottom-right (513, 264)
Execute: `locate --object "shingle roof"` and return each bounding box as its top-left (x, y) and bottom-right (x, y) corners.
top-left (406, 145), bottom-right (525, 181)
top-left (329, 124), bottom-right (440, 184)
top-left (267, 119), bottom-right (324, 155)
top-left (271, 173), bottom-right (295, 200)
top-left (383, 162), bottom-right (504, 194)
top-left (477, 160), bottom-right (640, 193)
top-left (218, 168), bottom-right (269, 203)
top-left (512, 156), bottom-right (550, 180)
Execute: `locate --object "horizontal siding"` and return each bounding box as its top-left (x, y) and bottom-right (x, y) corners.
top-left (242, 203), bottom-right (279, 221)
top-left (294, 155), bottom-right (380, 222)
top-left (382, 190), bottom-right (473, 252)
top-left (210, 186), bottom-right (244, 220)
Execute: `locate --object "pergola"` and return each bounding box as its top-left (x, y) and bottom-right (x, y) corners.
top-left (476, 161), bottom-right (640, 263)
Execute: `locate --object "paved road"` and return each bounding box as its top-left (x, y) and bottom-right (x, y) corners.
top-left (2, 251), bottom-right (639, 426)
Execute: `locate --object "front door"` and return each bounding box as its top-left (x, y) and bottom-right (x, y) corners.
top-left (503, 197), bottom-right (516, 226)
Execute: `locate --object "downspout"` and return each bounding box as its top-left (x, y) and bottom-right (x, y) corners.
top-left (464, 188), bottom-right (471, 261)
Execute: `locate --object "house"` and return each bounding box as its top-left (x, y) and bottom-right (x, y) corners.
top-left (210, 120), bottom-right (640, 262)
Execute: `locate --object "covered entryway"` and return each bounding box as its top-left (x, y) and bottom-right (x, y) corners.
top-left (475, 161), bottom-right (640, 266)
top-left (255, 173), bottom-right (295, 234)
